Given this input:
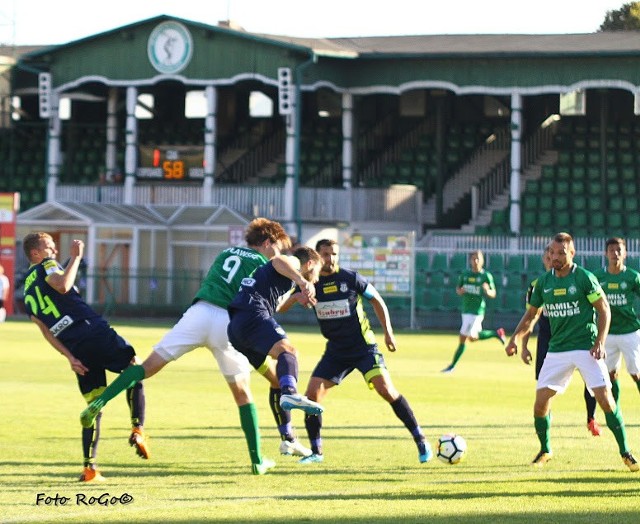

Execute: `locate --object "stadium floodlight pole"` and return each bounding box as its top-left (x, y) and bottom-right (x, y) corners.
top-left (293, 51), bottom-right (316, 242)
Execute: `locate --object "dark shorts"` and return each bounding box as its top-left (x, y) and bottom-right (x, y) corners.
top-left (312, 345), bottom-right (387, 385)
top-left (227, 310), bottom-right (287, 370)
top-left (68, 323), bottom-right (136, 398)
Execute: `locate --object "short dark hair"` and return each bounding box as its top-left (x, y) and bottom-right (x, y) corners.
top-left (293, 246), bottom-right (321, 265)
top-left (553, 232), bottom-right (574, 246)
top-left (605, 237), bottom-right (626, 250)
top-left (315, 238), bottom-right (337, 251)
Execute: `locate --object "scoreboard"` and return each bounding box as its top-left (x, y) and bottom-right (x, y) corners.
top-left (137, 145), bottom-right (204, 180)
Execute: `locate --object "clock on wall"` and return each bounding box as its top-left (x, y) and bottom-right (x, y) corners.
top-left (147, 21), bottom-right (193, 74)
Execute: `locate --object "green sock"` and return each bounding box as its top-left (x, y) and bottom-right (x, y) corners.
top-left (636, 379), bottom-right (640, 394)
top-left (611, 379), bottom-right (620, 403)
top-left (239, 403), bottom-right (262, 465)
top-left (96, 364), bottom-right (145, 406)
top-left (534, 415), bottom-right (551, 453)
top-left (605, 405), bottom-right (629, 455)
top-left (478, 330), bottom-right (495, 340)
top-left (450, 344), bottom-right (466, 367)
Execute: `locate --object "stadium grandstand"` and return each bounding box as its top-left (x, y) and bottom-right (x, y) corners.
top-left (2, 15), bottom-right (640, 326)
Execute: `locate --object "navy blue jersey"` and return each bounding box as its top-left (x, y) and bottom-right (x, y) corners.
top-left (23, 258), bottom-right (104, 346)
top-left (228, 261), bottom-right (295, 317)
top-left (313, 268), bottom-right (376, 352)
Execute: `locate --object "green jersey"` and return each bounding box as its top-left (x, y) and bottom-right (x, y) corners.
top-left (592, 266), bottom-right (640, 335)
top-left (193, 246), bottom-right (269, 309)
top-left (457, 269), bottom-right (495, 315)
top-left (529, 264), bottom-right (605, 353)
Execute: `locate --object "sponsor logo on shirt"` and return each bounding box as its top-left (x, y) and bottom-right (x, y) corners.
top-left (315, 299), bottom-right (350, 320)
top-left (553, 288), bottom-right (567, 296)
top-left (546, 301), bottom-right (580, 317)
top-left (241, 277), bottom-right (256, 287)
top-left (50, 315), bottom-right (74, 337)
top-left (323, 284), bottom-right (338, 294)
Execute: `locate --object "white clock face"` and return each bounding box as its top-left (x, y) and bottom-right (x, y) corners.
top-left (148, 21), bottom-right (193, 74)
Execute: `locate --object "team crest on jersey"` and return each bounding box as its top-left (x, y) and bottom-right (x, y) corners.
top-left (241, 277), bottom-right (256, 287)
top-left (340, 282), bottom-right (348, 293)
top-left (568, 285), bottom-right (577, 295)
top-left (621, 281), bottom-right (628, 290)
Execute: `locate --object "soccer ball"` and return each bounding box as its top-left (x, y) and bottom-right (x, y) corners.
top-left (436, 434), bottom-right (467, 464)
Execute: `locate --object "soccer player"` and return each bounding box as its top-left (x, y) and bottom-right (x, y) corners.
top-left (23, 232), bottom-right (149, 482)
top-left (442, 250), bottom-right (506, 372)
top-left (593, 237), bottom-right (640, 407)
top-left (80, 218), bottom-right (311, 475)
top-left (227, 245), bottom-right (324, 419)
top-left (506, 244), bottom-right (601, 436)
top-left (506, 232), bottom-right (638, 471)
top-left (280, 239), bottom-right (431, 465)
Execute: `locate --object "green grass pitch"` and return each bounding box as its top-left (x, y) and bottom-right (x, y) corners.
top-left (2, 318), bottom-right (640, 523)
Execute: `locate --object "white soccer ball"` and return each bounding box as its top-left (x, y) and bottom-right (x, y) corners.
top-left (436, 434), bottom-right (467, 464)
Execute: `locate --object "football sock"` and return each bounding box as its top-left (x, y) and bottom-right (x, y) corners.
top-left (126, 382), bottom-right (146, 427)
top-left (268, 388), bottom-right (293, 440)
top-left (304, 413), bottom-right (323, 455)
top-left (450, 344), bottom-right (466, 367)
top-left (635, 378), bottom-right (640, 394)
top-left (534, 414), bottom-right (551, 453)
top-left (94, 364), bottom-right (145, 407)
top-left (82, 411), bottom-right (102, 467)
top-left (611, 378), bottom-right (620, 402)
top-left (239, 403), bottom-right (262, 465)
top-left (276, 352), bottom-right (298, 395)
top-left (390, 395), bottom-right (424, 440)
top-left (583, 386), bottom-right (597, 422)
top-left (478, 330), bottom-right (496, 340)
top-left (604, 404), bottom-right (630, 455)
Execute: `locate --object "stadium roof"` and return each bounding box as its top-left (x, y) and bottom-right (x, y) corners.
top-left (16, 14), bottom-right (640, 60)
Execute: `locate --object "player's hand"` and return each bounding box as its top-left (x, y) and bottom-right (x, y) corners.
top-left (70, 239), bottom-right (84, 259)
top-left (69, 356), bottom-right (89, 375)
top-left (505, 340), bottom-right (517, 357)
top-left (295, 291), bottom-right (314, 309)
top-left (520, 347), bottom-right (532, 365)
top-left (385, 332), bottom-right (396, 352)
top-left (590, 342), bottom-right (606, 360)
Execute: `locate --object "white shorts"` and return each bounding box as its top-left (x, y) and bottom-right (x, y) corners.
top-left (537, 350), bottom-right (611, 394)
top-left (153, 300), bottom-right (251, 382)
top-left (460, 313), bottom-right (484, 338)
top-left (605, 330), bottom-right (640, 375)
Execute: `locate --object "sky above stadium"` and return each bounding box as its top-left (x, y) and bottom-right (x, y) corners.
top-left (0, 0), bottom-right (628, 46)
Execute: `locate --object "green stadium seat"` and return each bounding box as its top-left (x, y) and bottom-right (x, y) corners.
top-left (449, 252), bottom-right (468, 272)
top-left (430, 253), bottom-right (448, 273)
top-left (526, 254), bottom-right (544, 274)
top-left (572, 195), bottom-right (586, 211)
top-left (416, 252), bottom-right (430, 274)
top-left (582, 255), bottom-right (603, 271)
top-left (488, 253), bottom-right (505, 272)
top-left (506, 254), bottom-right (525, 275)
top-left (430, 272), bottom-right (447, 288)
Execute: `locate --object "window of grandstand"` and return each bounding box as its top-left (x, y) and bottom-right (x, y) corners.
top-left (559, 89), bottom-right (586, 116)
top-left (58, 97), bottom-right (71, 120)
top-left (11, 96), bottom-right (20, 121)
top-left (317, 88), bottom-right (341, 118)
top-left (483, 96), bottom-right (510, 117)
top-left (249, 91), bottom-right (273, 117)
top-left (136, 94), bottom-right (154, 119)
top-left (185, 90), bottom-right (207, 118)
top-left (400, 90), bottom-right (426, 117)
top-left (634, 93), bottom-right (640, 115)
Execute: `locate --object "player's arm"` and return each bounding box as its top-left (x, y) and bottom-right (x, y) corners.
top-left (366, 285), bottom-right (397, 352)
top-left (46, 239), bottom-right (84, 294)
top-left (271, 254), bottom-right (316, 304)
top-left (590, 295), bottom-right (611, 360)
top-left (30, 315), bottom-right (89, 375)
top-left (504, 305), bottom-right (540, 358)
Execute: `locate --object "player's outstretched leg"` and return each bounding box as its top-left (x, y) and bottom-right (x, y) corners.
top-left (268, 387), bottom-right (312, 457)
top-left (79, 412), bottom-right (106, 482)
top-left (81, 365), bottom-right (145, 428)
